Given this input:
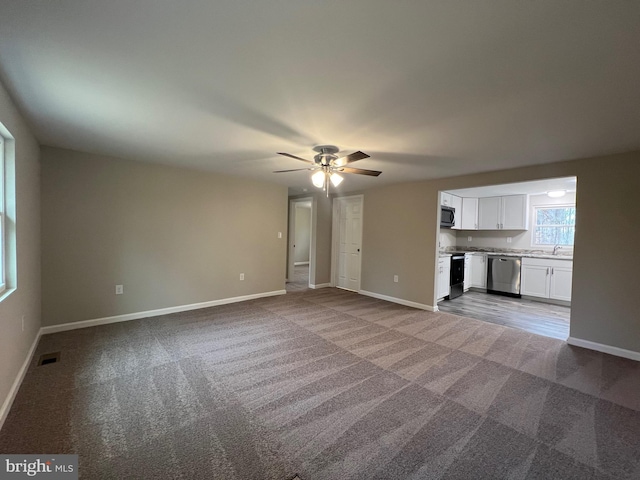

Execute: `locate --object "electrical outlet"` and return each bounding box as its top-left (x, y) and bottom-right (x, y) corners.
top-left (240, 273), bottom-right (245, 281)
top-left (507, 237), bottom-right (512, 244)
top-left (115, 284), bottom-right (124, 295)
top-left (278, 232), bottom-right (282, 238)
top-left (468, 236), bottom-right (472, 242)
top-left (393, 275), bottom-right (399, 283)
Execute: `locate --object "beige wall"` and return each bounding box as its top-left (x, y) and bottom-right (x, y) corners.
top-left (0, 82), bottom-right (41, 422)
top-left (359, 152), bottom-right (640, 354)
top-left (41, 147), bottom-right (287, 326)
top-left (312, 194), bottom-right (333, 286)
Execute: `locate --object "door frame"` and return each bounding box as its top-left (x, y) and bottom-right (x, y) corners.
top-left (331, 194), bottom-right (364, 291)
top-left (288, 196), bottom-right (314, 285)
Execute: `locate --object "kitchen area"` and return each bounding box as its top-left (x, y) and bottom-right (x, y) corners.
top-left (436, 177), bottom-right (576, 340)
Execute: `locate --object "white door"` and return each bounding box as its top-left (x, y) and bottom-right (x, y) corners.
top-left (335, 196), bottom-right (363, 291)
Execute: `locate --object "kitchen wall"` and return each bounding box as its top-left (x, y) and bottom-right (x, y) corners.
top-left (0, 81), bottom-right (41, 426)
top-left (41, 146), bottom-right (288, 327)
top-left (454, 192), bottom-right (576, 252)
top-left (439, 230), bottom-right (457, 250)
top-left (359, 151), bottom-right (640, 355)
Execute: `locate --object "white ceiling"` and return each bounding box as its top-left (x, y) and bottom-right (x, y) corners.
top-left (1, 1), bottom-right (639, 194)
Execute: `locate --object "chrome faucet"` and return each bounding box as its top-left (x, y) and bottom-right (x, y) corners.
top-left (553, 245), bottom-right (562, 255)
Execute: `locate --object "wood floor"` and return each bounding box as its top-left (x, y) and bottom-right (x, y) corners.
top-left (437, 290), bottom-right (570, 340)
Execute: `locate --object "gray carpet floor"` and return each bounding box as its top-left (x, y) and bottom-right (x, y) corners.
top-left (1, 288), bottom-right (639, 479)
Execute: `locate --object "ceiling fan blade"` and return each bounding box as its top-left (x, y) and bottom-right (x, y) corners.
top-left (273, 168), bottom-right (316, 173)
top-left (337, 166), bottom-right (382, 177)
top-left (277, 152), bottom-right (314, 164)
top-left (334, 151), bottom-right (370, 166)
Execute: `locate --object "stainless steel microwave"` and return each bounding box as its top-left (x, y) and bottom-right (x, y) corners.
top-left (440, 206), bottom-right (455, 228)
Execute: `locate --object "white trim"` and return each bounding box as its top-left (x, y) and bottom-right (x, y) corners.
top-left (309, 283), bottom-right (331, 289)
top-left (41, 290), bottom-right (287, 335)
top-left (567, 337), bottom-right (640, 362)
top-left (359, 289), bottom-right (437, 312)
top-left (0, 329), bottom-right (41, 430)
top-left (294, 261), bottom-right (309, 266)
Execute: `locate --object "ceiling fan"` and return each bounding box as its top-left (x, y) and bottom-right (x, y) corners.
top-left (274, 145), bottom-right (381, 195)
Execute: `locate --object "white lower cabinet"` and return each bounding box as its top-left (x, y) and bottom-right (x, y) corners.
top-left (437, 257), bottom-right (451, 300)
top-left (464, 254), bottom-right (472, 290)
top-left (521, 257), bottom-right (573, 302)
top-left (470, 254), bottom-right (487, 288)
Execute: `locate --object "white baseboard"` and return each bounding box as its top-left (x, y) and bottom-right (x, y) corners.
top-left (567, 337), bottom-right (640, 362)
top-left (0, 329), bottom-right (41, 431)
top-left (294, 261), bottom-right (310, 266)
top-left (359, 290), bottom-right (437, 312)
top-left (41, 290), bottom-right (287, 335)
top-left (309, 283), bottom-right (331, 289)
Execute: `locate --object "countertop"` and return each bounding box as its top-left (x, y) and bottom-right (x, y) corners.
top-left (439, 250), bottom-right (573, 260)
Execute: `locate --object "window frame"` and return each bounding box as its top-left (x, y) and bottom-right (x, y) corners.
top-left (0, 134), bottom-right (5, 294)
top-left (532, 203), bottom-right (576, 247)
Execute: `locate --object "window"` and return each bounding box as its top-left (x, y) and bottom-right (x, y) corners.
top-left (533, 205), bottom-right (576, 246)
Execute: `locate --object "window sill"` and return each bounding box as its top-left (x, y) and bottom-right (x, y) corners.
top-left (0, 287), bottom-right (16, 303)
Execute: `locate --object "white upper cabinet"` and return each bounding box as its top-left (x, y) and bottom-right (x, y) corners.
top-left (451, 194), bottom-right (463, 230)
top-left (478, 195), bottom-right (528, 230)
top-left (502, 195), bottom-right (528, 229)
top-left (478, 197), bottom-right (502, 230)
top-left (440, 192), bottom-right (452, 206)
top-left (460, 197), bottom-right (479, 230)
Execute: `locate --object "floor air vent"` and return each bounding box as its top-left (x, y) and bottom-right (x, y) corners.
top-left (38, 352), bottom-right (61, 366)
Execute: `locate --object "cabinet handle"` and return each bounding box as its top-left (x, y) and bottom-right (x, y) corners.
top-left (546, 267), bottom-right (550, 275)
top-left (497, 223), bottom-right (499, 229)
top-left (551, 267), bottom-right (554, 275)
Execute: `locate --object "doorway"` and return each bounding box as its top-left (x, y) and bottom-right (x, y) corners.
top-left (287, 197), bottom-right (313, 291)
top-left (332, 195), bottom-right (364, 291)
top-left (435, 177), bottom-right (577, 340)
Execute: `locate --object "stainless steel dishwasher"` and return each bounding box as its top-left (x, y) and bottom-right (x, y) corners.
top-left (487, 256), bottom-right (522, 297)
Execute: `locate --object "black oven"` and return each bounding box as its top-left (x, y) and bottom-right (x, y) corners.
top-left (449, 253), bottom-right (465, 299)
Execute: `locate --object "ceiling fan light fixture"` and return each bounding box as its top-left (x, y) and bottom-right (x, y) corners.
top-left (330, 172), bottom-right (343, 187)
top-left (311, 170), bottom-right (325, 188)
